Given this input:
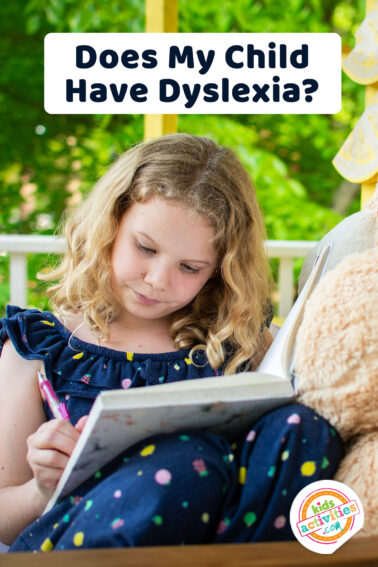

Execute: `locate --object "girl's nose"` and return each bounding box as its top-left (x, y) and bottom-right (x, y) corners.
top-left (143, 261), bottom-right (170, 290)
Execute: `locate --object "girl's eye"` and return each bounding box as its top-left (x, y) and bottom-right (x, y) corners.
top-left (136, 241), bottom-right (199, 273)
top-left (181, 263), bottom-right (200, 274)
top-left (137, 242), bottom-right (156, 254)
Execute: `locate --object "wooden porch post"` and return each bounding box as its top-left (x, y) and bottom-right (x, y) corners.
top-left (144, 0), bottom-right (178, 141)
top-left (361, 0), bottom-right (377, 207)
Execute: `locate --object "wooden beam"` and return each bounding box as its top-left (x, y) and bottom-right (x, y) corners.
top-left (2, 537), bottom-right (378, 566)
top-left (144, 0), bottom-right (178, 141)
top-left (145, 0), bottom-right (177, 33)
top-left (143, 114), bottom-right (177, 141)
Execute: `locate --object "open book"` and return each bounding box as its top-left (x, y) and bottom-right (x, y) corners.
top-left (43, 244), bottom-right (332, 514)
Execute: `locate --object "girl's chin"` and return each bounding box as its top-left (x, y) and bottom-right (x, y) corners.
top-left (118, 299), bottom-right (173, 322)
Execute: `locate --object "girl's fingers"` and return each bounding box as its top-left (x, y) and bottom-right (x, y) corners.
top-left (26, 417), bottom-right (88, 498)
top-left (75, 415), bottom-right (89, 433)
top-left (27, 447), bottom-right (70, 471)
top-left (27, 447), bottom-right (70, 495)
top-left (27, 419), bottom-right (80, 457)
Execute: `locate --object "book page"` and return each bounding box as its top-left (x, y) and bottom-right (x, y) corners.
top-left (257, 244), bottom-right (333, 380)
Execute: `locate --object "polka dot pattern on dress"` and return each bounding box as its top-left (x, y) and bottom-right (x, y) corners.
top-left (155, 469), bottom-right (172, 485)
top-left (274, 516), bottom-right (286, 529)
top-left (73, 532), bottom-right (84, 547)
top-left (1, 306), bottom-right (344, 554)
top-left (40, 537), bottom-right (53, 552)
top-left (281, 450), bottom-right (290, 461)
top-left (300, 461), bottom-right (316, 476)
top-left (84, 500), bottom-right (93, 511)
top-left (239, 467), bottom-right (247, 484)
top-left (140, 444), bottom-right (156, 457)
top-left (244, 511), bottom-right (257, 527)
top-left (111, 518), bottom-right (124, 529)
top-left (246, 430), bottom-right (256, 442)
top-left (287, 413), bottom-right (301, 424)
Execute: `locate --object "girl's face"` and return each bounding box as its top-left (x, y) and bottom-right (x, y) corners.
top-left (111, 196), bottom-right (217, 324)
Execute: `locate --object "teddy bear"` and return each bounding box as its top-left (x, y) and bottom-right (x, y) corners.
top-left (293, 191), bottom-right (378, 538)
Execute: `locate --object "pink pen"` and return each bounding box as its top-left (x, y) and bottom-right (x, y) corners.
top-left (37, 370), bottom-right (70, 420)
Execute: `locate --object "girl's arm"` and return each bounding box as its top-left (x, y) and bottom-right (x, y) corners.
top-left (0, 339), bottom-right (84, 545)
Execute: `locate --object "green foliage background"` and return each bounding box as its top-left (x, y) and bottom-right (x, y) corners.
top-left (0, 0), bottom-right (365, 314)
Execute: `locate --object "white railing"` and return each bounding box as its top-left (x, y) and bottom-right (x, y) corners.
top-left (0, 235), bottom-right (317, 318)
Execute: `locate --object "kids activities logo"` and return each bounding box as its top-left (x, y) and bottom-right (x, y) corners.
top-left (290, 480), bottom-right (364, 554)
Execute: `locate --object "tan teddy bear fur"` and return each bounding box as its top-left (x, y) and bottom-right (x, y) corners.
top-left (294, 246), bottom-right (378, 537)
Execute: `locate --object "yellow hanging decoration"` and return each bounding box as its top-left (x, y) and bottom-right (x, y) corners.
top-left (342, 7), bottom-right (378, 84)
top-left (333, 2), bottom-right (378, 197)
top-left (333, 95), bottom-right (378, 182)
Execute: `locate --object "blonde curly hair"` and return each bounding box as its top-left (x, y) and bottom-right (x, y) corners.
top-left (43, 134), bottom-right (271, 374)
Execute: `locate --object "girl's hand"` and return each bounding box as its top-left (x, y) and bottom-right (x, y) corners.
top-left (75, 415), bottom-right (89, 433)
top-left (26, 416), bottom-right (88, 501)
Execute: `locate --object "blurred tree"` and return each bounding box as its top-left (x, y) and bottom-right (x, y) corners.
top-left (179, 0), bottom-right (365, 215)
top-left (0, 0), bottom-right (145, 236)
top-left (0, 0), bottom-right (365, 312)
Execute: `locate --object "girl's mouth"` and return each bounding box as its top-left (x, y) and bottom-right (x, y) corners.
top-left (134, 291), bottom-right (161, 306)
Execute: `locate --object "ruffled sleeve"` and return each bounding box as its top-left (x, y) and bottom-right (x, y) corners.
top-left (0, 305), bottom-right (56, 360)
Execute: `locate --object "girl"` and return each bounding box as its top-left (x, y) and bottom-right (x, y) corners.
top-left (0, 134), bottom-right (344, 551)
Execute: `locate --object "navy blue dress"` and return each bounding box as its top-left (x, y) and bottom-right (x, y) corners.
top-left (0, 306), bottom-right (344, 551)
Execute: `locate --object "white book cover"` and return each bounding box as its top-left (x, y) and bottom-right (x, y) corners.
top-left (44, 244), bottom-right (332, 514)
